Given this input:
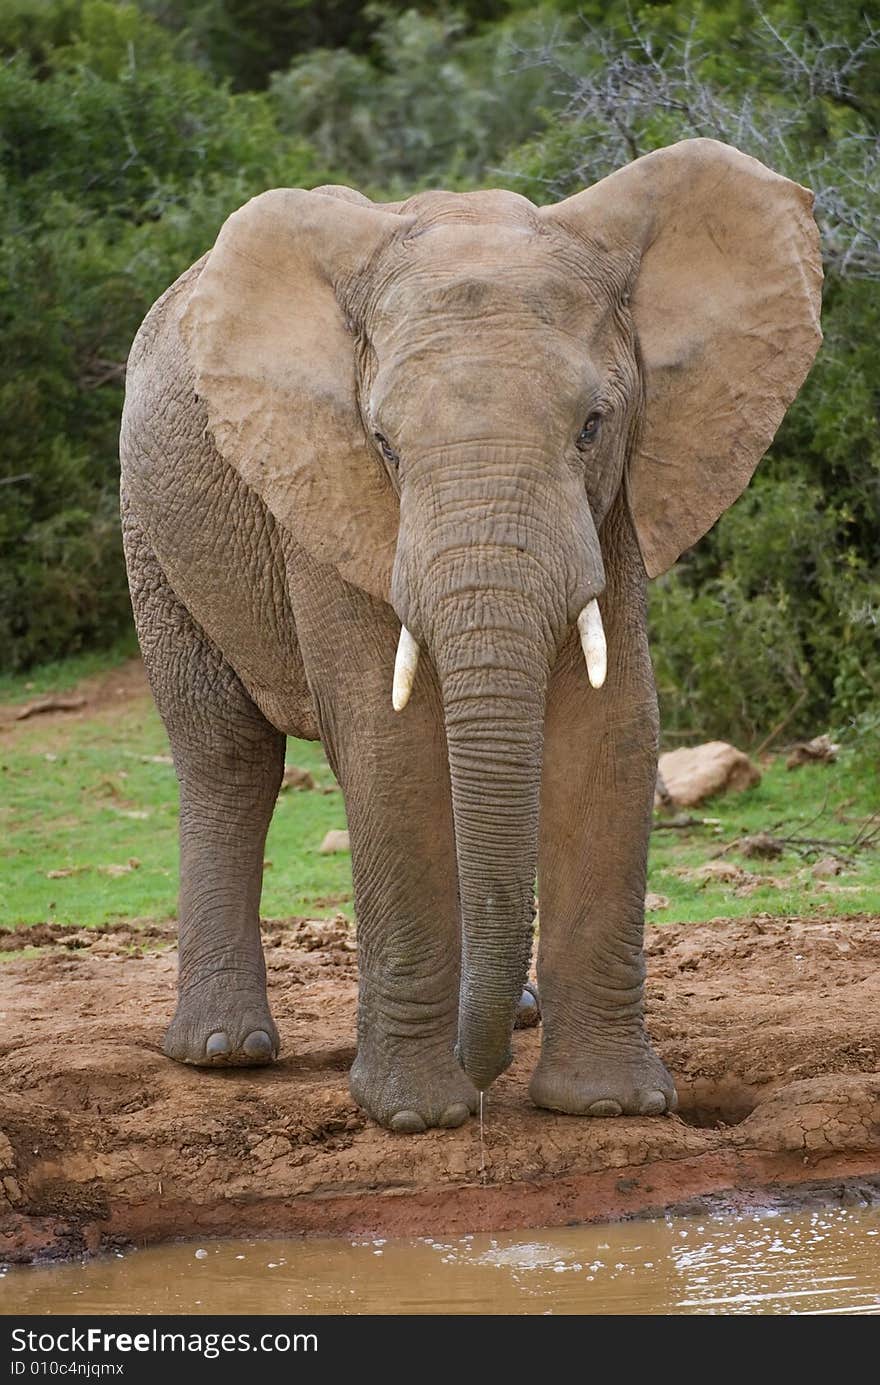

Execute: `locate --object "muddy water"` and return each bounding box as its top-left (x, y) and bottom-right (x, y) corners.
top-left (3, 1207), bottom-right (880, 1315)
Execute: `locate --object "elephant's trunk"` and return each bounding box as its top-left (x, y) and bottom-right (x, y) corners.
top-left (392, 447), bottom-right (604, 1090)
top-left (437, 606), bottom-right (549, 1089)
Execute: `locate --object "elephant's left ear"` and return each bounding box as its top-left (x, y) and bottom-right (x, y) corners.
top-left (543, 139), bottom-right (823, 577)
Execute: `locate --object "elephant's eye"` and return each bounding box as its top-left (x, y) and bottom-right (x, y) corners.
top-left (577, 413), bottom-right (602, 447)
top-left (374, 432), bottom-right (400, 470)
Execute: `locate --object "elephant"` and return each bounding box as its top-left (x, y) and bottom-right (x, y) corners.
top-left (120, 138), bottom-right (822, 1133)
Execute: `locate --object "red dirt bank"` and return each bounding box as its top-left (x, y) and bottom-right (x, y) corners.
top-left (1, 913), bottom-right (879, 1263)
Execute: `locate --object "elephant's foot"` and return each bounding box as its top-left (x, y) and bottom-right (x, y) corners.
top-left (163, 982), bottom-right (279, 1067)
top-left (514, 982), bottom-right (541, 1029)
top-left (529, 1038), bottom-right (677, 1117)
top-left (349, 1047), bottom-right (479, 1133)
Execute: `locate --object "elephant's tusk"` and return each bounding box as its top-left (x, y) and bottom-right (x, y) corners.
top-left (577, 599), bottom-right (607, 689)
top-left (392, 626), bottom-right (420, 711)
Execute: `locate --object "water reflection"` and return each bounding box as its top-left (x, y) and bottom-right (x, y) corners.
top-left (2, 1206), bottom-right (880, 1315)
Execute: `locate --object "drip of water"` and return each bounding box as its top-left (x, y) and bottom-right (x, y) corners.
top-left (479, 1092), bottom-right (485, 1178)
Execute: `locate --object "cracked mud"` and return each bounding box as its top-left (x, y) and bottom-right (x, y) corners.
top-left (1, 912), bottom-right (878, 1263)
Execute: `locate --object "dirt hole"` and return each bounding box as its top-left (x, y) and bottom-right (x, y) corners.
top-left (675, 1078), bottom-right (760, 1129)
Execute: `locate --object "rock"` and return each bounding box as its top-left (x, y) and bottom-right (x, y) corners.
top-left (684, 860), bottom-right (747, 885)
top-left (739, 833), bottom-right (784, 860)
top-left (2, 1176), bottom-right (22, 1205)
top-left (786, 734), bottom-right (839, 769)
top-left (319, 830), bottom-right (350, 854)
top-left (97, 859), bottom-right (141, 877)
top-left (645, 892), bottom-right (670, 912)
top-left (677, 859), bottom-right (785, 897)
top-left (655, 742), bottom-right (760, 809)
top-left (281, 765), bottom-right (317, 792)
top-left (654, 767), bottom-right (674, 810)
top-left (812, 855), bottom-right (844, 879)
top-left (251, 1135), bottom-right (293, 1165)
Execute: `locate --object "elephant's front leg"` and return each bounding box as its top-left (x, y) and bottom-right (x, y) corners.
top-left (289, 558), bottom-right (477, 1132)
top-left (125, 512), bottom-right (285, 1066)
top-left (530, 510), bottom-right (677, 1117)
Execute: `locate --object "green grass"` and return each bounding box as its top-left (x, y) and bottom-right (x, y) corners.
top-left (0, 633), bottom-right (140, 705)
top-left (1, 696), bottom-right (352, 928)
top-left (1, 651), bottom-right (878, 931)
top-left (646, 754), bottom-right (880, 923)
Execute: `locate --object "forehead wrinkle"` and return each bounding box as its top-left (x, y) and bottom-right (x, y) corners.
top-left (378, 252), bottom-right (613, 342)
top-left (361, 224), bottom-right (636, 413)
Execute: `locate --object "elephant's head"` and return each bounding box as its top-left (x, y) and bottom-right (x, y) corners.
top-left (181, 140), bottom-right (822, 1091)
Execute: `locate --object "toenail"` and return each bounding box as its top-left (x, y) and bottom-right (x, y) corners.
top-left (206, 1031), bottom-right (231, 1059)
top-left (588, 1099), bottom-right (623, 1117)
top-left (242, 1030), bottom-right (273, 1059)
top-left (439, 1103), bottom-right (470, 1128)
top-left (390, 1110), bottom-right (427, 1134)
top-left (638, 1090), bottom-right (668, 1115)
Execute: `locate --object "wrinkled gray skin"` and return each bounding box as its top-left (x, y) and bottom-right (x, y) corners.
top-left (121, 189), bottom-right (678, 1133)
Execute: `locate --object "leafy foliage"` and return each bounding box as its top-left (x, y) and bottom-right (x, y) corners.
top-left (0, 1), bottom-right (321, 668)
top-left (269, 5), bottom-right (563, 192)
top-left (497, 4), bottom-right (880, 741)
top-left (1, 0), bottom-right (877, 748)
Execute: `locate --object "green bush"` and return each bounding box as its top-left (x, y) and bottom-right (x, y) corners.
top-left (0, 0), bottom-right (322, 670)
top-left (0, 0), bottom-right (877, 753)
top-left (497, 5), bottom-right (880, 743)
top-left (269, 5), bottom-right (566, 194)
top-left (649, 473), bottom-right (878, 743)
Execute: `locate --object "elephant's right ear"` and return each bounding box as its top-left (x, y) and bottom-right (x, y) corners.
top-left (180, 188), bottom-right (409, 601)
